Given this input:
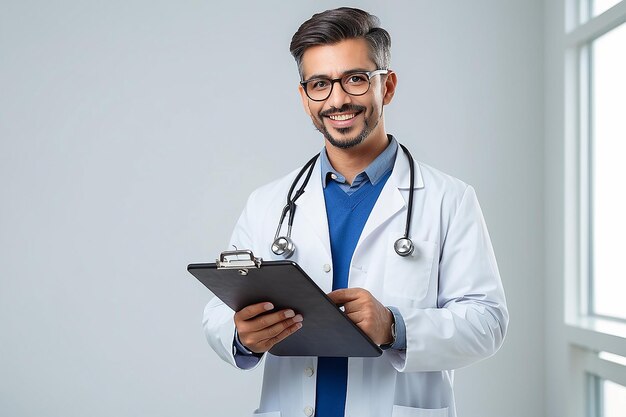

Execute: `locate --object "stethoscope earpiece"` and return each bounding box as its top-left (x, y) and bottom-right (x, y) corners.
top-left (394, 237), bottom-right (414, 257)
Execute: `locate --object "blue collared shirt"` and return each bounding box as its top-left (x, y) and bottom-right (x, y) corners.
top-left (320, 135), bottom-right (399, 194)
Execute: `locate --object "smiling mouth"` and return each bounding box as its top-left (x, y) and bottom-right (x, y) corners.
top-left (327, 112), bottom-right (360, 121)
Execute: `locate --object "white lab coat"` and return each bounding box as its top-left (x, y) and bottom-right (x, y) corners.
top-left (203, 149), bottom-right (508, 417)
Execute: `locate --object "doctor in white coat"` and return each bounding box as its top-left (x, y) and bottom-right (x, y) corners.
top-left (203, 7), bottom-right (508, 417)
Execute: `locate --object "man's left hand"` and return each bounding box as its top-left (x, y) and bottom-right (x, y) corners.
top-left (327, 288), bottom-right (393, 346)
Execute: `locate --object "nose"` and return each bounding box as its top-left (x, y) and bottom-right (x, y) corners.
top-left (326, 80), bottom-right (352, 109)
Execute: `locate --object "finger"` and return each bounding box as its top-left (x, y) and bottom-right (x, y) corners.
top-left (343, 297), bottom-right (379, 322)
top-left (256, 321), bottom-right (303, 352)
top-left (239, 314), bottom-right (302, 352)
top-left (256, 314), bottom-right (304, 341)
top-left (342, 299), bottom-right (362, 313)
top-left (242, 309), bottom-right (298, 333)
top-left (235, 302), bottom-right (274, 321)
top-left (346, 310), bottom-right (365, 324)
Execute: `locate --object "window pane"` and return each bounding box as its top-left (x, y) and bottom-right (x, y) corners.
top-left (593, 0), bottom-right (623, 17)
top-left (603, 379), bottom-right (626, 417)
top-left (591, 22), bottom-right (626, 320)
top-left (599, 351), bottom-right (626, 366)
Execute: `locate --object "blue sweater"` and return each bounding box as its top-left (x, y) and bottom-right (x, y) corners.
top-left (315, 170), bottom-right (391, 417)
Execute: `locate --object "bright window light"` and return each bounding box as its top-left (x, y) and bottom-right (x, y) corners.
top-left (593, 0), bottom-right (623, 17)
top-left (599, 351), bottom-right (626, 366)
top-left (603, 379), bottom-right (626, 417)
top-left (590, 22), bottom-right (626, 321)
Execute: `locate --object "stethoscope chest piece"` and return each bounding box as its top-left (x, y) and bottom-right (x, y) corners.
top-left (394, 237), bottom-right (414, 257)
top-left (271, 236), bottom-right (296, 258)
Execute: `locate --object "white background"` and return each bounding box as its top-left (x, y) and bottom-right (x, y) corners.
top-left (0, 1), bottom-right (545, 416)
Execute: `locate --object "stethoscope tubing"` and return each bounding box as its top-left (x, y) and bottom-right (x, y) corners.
top-left (272, 144), bottom-right (415, 258)
top-left (398, 143), bottom-right (414, 241)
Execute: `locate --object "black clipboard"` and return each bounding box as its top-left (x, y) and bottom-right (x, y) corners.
top-left (188, 250), bottom-right (382, 357)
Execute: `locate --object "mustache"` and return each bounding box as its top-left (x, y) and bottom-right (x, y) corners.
top-left (319, 104), bottom-right (366, 117)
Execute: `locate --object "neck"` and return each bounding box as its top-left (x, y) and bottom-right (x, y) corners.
top-left (325, 130), bottom-right (389, 184)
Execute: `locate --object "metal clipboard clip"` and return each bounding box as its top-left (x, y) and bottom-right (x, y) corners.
top-left (216, 250), bottom-right (262, 275)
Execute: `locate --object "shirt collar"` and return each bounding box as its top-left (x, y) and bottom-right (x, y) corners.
top-left (320, 135), bottom-right (398, 188)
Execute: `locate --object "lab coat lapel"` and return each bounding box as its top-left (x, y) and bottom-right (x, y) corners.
top-left (356, 149), bottom-right (424, 250)
top-left (293, 160), bottom-right (332, 258)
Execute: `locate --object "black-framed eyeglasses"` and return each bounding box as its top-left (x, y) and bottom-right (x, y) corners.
top-left (300, 69), bottom-right (389, 102)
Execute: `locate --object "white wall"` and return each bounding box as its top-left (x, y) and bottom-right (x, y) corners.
top-left (0, 1), bottom-right (545, 416)
top-left (544, 1), bottom-right (569, 416)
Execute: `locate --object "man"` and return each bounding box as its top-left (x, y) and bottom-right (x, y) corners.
top-left (203, 7), bottom-right (508, 417)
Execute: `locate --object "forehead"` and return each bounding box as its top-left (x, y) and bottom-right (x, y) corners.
top-left (300, 38), bottom-right (376, 79)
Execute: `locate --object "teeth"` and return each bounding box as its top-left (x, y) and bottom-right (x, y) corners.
top-left (329, 113), bottom-right (356, 121)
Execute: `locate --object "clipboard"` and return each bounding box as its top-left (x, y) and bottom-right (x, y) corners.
top-left (188, 250), bottom-right (382, 357)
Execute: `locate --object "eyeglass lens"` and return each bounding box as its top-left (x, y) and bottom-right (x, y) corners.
top-left (305, 73), bottom-right (371, 101)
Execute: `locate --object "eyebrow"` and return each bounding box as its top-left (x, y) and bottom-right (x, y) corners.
top-left (303, 68), bottom-right (374, 81)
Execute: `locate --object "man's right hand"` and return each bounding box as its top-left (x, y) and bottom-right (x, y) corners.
top-left (234, 302), bottom-right (303, 354)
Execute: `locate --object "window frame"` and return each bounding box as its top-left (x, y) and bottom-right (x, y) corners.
top-left (564, 0), bottom-right (626, 416)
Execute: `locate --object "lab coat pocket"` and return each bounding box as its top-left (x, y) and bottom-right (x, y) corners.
top-left (251, 411), bottom-right (281, 417)
top-left (391, 405), bottom-right (448, 417)
top-left (384, 238), bottom-right (438, 303)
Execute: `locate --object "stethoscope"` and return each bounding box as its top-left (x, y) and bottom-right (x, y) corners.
top-left (271, 143), bottom-right (416, 258)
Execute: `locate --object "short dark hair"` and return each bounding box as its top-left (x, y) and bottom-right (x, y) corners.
top-left (289, 7), bottom-right (391, 78)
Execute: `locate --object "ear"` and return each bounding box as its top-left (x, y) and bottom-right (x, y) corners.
top-left (382, 70), bottom-right (397, 105)
top-left (298, 84), bottom-right (313, 116)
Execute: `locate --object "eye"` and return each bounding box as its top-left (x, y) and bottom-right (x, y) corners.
top-left (345, 73), bottom-right (368, 85)
top-left (309, 79), bottom-right (330, 91)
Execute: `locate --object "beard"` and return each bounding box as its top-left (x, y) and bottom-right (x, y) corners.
top-left (312, 104), bottom-right (381, 149)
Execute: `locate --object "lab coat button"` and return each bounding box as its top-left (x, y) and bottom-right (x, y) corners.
top-left (323, 264), bottom-right (331, 273)
top-left (304, 406), bottom-right (314, 416)
top-left (304, 367), bottom-right (314, 377)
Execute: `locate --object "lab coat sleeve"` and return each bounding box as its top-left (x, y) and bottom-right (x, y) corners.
top-left (387, 185), bottom-right (509, 372)
top-left (202, 191), bottom-right (265, 371)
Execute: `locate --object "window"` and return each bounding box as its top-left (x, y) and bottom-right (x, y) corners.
top-left (565, 0), bottom-right (626, 416)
